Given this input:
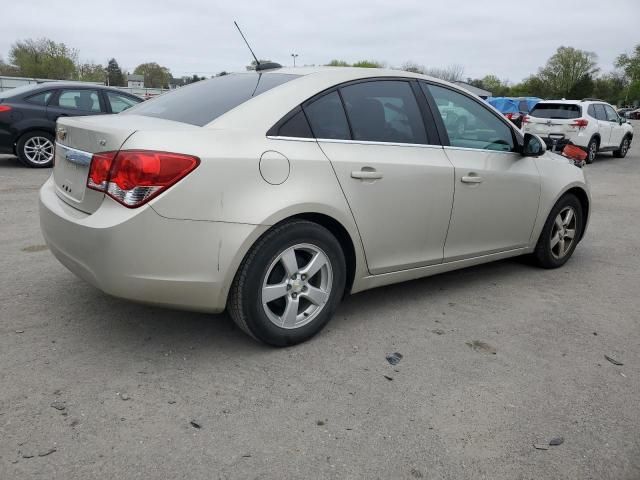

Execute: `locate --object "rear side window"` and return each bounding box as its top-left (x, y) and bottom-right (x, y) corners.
top-left (274, 108), bottom-right (313, 138)
top-left (25, 91), bottom-right (53, 106)
top-left (303, 91), bottom-right (351, 140)
top-left (593, 104), bottom-right (607, 121)
top-left (55, 89), bottom-right (102, 112)
top-left (529, 103), bottom-right (581, 119)
top-left (339, 80), bottom-right (428, 144)
top-left (123, 73), bottom-right (299, 126)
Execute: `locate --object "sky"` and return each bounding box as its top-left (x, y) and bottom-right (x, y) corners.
top-left (2, 0), bottom-right (639, 83)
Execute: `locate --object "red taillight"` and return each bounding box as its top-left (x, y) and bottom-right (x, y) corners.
top-left (571, 118), bottom-right (589, 128)
top-left (522, 115), bottom-right (530, 124)
top-left (87, 150), bottom-right (199, 208)
top-left (0, 105), bottom-right (12, 113)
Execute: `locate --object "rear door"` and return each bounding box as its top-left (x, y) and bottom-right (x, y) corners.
top-left (46, 88), bottom-right (106, 123)
top-left (305, 80), bottom-right (454, 274)
top-left (423, 83), bottom-right (540, 261)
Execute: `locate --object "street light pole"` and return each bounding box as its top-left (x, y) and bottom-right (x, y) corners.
top-left (291, 53), bottom-right (299, 67)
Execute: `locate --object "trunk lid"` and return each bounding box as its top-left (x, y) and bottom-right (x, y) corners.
top-left (53, 114), bottom-right (196, 213)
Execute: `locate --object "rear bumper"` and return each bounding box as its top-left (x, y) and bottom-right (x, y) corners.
top-left (39, 176), bottom-right (266, 313)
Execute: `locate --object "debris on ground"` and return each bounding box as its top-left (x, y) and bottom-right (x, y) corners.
top-left (385, 352), bottom-right (403, 365)
top-left (316, 420), bottom-right (325, 426)
top-left (549, 436), bottom-right (564, 446)
top-left (465, 340), bottom-right (497, 355)
top-left (604, 355), bottom-right (623, 366)
top-left (410, 467), bottom-right (424, 478)
top-left (241, 454), bottom-right (252, 458)
top-left (383, 375), bottom-right (394, 381)
top-left (120, 393), bottom-right (131, 401)
top-left (38, 448), bottom-right (56, 457)
top-left (533, 443), bottom-right (549, 450)
top-left (190, 420), bottom-right (201, 429)
top-left (168, 400), bottom-right (176, 404)
top-left (432, 329), bottom-right (446, 335)
top-left (15, 329), bottom-right (24, 334)
top-left (50, 401), bottom-right (66, 411)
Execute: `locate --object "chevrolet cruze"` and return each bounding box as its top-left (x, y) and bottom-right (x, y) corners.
top-left (39, 67), bottom-right (590, 346)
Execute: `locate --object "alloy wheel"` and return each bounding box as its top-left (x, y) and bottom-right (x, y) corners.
top-left (550, 206), bottom-right (577, 260)
top-left (621, 138), bottom-right (629, 156)
top-left (23, 136), bottom-right (54, 165)
top-left (588, 141), bottom-right (597, 162)
top-left (261, 243), bottom-right (333, 329)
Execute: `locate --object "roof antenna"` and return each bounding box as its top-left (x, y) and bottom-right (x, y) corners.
top-left (234, 21), bottom-right (282, 71)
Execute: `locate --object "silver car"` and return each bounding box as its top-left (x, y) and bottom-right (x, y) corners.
top-left (39, 67), bottom-right (590, 346)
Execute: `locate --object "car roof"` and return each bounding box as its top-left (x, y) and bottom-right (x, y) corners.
top-left (2, 82), bottom-right (142, 99)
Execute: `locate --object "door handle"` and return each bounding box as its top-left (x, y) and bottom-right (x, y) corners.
top-left (461, 174), bottom-right (483, 184)
top-left (351, 170), bottom-right (383, 180)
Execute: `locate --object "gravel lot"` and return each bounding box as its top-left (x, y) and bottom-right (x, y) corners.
top-left (1, 126), bottom-right (639, 479)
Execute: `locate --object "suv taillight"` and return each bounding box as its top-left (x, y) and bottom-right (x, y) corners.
top-left (522, 115), bottom-right (530, 124)
top-left (87, 150), bottom-right (200, 208)
top-left (0, 105), bottom-right (12, 113)
top-left (571, 118), bottom-right (589, 128)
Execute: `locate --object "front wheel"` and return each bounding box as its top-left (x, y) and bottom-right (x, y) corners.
top-left (228, 220), bottom-right (346, 346)
top-left (533, 194), bottom-right (583, 269)
top-left (17, 130), bottom-right (55, 168)
top-left (613, 136), bottom-right (631, 158)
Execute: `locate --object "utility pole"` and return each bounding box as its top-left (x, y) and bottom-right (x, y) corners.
top-left (291, 53), bottom-right (299, 67)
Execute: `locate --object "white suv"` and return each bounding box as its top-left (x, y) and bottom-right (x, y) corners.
top-left (523, 99), bottom-right (634, 163)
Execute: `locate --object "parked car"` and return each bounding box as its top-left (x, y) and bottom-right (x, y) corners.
top-left (628, 108), bottom-right (640, 120)
top-left (523, 99), bottom-right (634, 163)
top-left (0, 82), bottom-right (142, 167)
top-left (40, 67), bottom-right (591, 346)
top-left (617, 107), bottom-right (635, 118)
top-left (488, 97), bottom-right (541, 128)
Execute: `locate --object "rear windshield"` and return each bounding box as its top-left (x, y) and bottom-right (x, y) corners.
top-left (0, 83), bottom-right (44, 99)
top-left (122, 73), bottom-right (300, 126)
top-left (529, 103), bottom-right (581, 119)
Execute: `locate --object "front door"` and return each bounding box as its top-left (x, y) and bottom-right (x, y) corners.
top-left (604, 104), bottom-right (624, 147)
top-left (303, 82), bottom-right (454, 274)
top-left (422, 83), bottom-right (541, 261)
top-left (592, 104), bottom-right (612, 147)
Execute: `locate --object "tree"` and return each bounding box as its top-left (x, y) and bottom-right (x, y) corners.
top-left (537, 46), bottom-right (598, 98)
top-left (76, 62), bottom-right (105, 82)
top-left (424, 64), bottom-right (464, 82)
top-left (133, 62), bottom-right (172, 88)
top-left (592, 73), bottom-right (627, 105)
top-left (0, 56), bottom-right (20, 76)
top-left (9, 38), bottom-right (77, 79)
top-left (106, 58), bottom-right (125, 86)
top-left (480, 75), bottom-right (510, 96)
top-left (615, 44), bottom-right (640, 104)
top-left (401, 61), bottom-right (425, 74)
top-left (216, 71), bottom-right (229, 76)
top-left (326, 59), bottom-right (350, 67)
top-left (352, 60), bottom-right (385, 68)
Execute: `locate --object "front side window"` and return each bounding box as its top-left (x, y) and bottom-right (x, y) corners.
top-left (339, 81), bottom-right (428, 144)
top-left (424, 83), bottom-right (515, 152)
top-left (603, 105), bottom-right (619, 122)
top-left (56, 89), bottom-right (102, 112)
top-left (25, 91), bottom-right (53, 106)
top-left (303, 91), bottom-right (351, 140)
top-left (106, 92), bottom-right (141, 113)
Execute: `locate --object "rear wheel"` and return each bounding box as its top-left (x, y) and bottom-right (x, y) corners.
top-left (228, 220), bottom-right (346, 346)
top-left (17, 130), bottom-right (55, 168)
top-left (533, 194), bottom-right (583, 269)
top-left (585, 137), bottom-right (598, 164)
top-left (613, 136), bottom-right (631, 158)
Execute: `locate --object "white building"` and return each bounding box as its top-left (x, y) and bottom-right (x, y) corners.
top-left (127, 74), bottom-right (144, 88)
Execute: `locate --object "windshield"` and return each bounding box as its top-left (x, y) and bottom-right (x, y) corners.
top-left (122, 72), bottom-right (300, 126)
top-left (530, 103), bottom-right (581, 119)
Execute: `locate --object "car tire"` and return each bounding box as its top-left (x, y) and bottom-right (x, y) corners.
top-left (227, 220), bottom-right (346, 347)
top-left (585, 137), bottom-right (598, 164)
top-left (533, 193), bottom-right (583, 269)
top-left (613, 135), bottom-right (631, 158)
top-left (17, 130), bottom-right (55, 168)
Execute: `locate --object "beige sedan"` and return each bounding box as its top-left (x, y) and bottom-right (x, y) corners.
top-left (39, 67), bottom-right (590, 346)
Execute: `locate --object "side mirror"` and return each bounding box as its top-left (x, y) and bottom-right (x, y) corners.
top-left (522, 133), bottom-right (546, 157)
top-left (620, 117), bottom-right (627, 124)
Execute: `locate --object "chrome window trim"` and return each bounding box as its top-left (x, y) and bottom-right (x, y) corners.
top-left (443, 145), bottom-right (518, 155)
top-left (55, 142), bottom-right (93, 167)
top-left (267, 135), bottom-right (443, 149)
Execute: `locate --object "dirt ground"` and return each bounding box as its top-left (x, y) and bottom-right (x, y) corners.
top-left (1, 125), bottom-right (639, 479)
